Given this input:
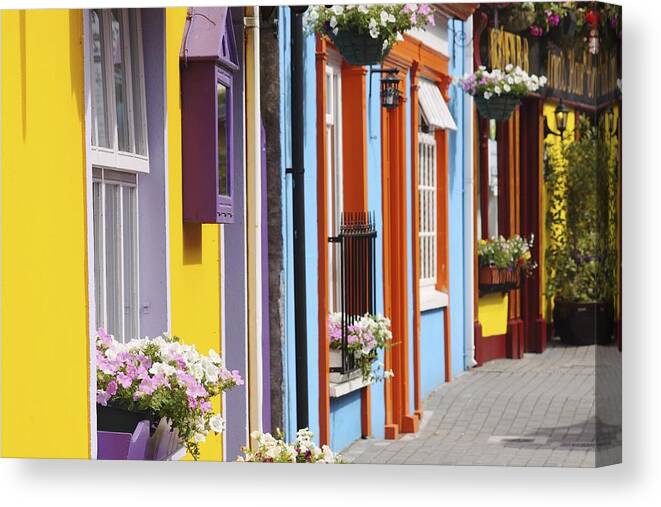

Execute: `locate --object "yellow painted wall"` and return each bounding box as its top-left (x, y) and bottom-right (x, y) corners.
top-left (1, 10), bottom-right (90, 458)
top-left (540, 103), bottom-right (576, 323)
top-left (166, 8), bottom-right (224, 461)
top-left (478, 293), bottom-right (508, 337)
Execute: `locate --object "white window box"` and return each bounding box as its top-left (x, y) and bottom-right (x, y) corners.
top-left (420, 287), bottom-right (449, 312)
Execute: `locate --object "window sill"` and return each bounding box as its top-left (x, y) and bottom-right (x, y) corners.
top-left (329, 370), bottom-right (372, 398)
top-left (420, 288), bottom-right (449, 312)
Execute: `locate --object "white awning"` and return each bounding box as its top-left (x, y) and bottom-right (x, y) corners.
top-left (418, 79), bottom-right (457, 131)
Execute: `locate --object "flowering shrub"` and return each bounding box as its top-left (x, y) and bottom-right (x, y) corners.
top-left (478, 235), bottom-right (537, 276)
top-left (237, 428), bottom-right (342, 464)
top-left (455, 64), bottom-right (546, 101)
top-left (328, 312), bottom-right (394, 382)
top-left (304, 4), bottom-right (433, 53)
top-left (95, 329), bottom-right (243, 460)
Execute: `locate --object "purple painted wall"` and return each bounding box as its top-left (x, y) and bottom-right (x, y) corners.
top-left (223, 6), bottom-right (248, 461)
top-left (138, 8), bottom-right (168, 338)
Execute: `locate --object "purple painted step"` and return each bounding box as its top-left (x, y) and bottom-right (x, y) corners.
top-left (97, 420), bottom-right (150, 460)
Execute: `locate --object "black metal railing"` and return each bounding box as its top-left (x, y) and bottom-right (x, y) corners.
top-left (328, 211), bottom-right (378, 374)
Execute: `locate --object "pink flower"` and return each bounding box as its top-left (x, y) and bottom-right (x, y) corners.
top-left (427, 14), bottom-right (435, 27)
top-left (200, 400), bottom-right (212, 413)
top-left (418, 4), bottom-right (431, 16)
top-left (96, 390), bottom-right (111, 406)
top-left (116, 372), bottom-right (133, 388)
top-left (138, 377), bottom-right (156, 395)
top-left (403, 4), bottom-right (418, 14)
top-left (106, 380), bottom-right (117, 396)
top-left (97, 328), bottom-right (113, 347)
top-left (231, 370), bottom-right (244, 386)
top-left (529, 25), bottom-right (544, 37)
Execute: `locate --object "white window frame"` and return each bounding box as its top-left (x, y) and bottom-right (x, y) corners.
top-left (92, 169), bottom-right (140, 343)
top-left (326, 51), bottom-right (343, 313)
top-left (89, 8), bottom-right (149, 174)
top-left (418, 125), bottom-right (448, 311)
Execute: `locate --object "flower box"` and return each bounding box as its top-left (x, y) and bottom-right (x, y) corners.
top-left (96, 403), bottom-right (156, 435)
top-left (97, 417), bottom-right (186, 461)
top-left (478, 266), bottom-right (521, 294)
top-left (500, 7), bottom-right (536, 33)
top-left (474, 95), bottom-right (520, 122)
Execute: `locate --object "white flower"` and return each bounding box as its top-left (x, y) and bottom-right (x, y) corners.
top-left (494, 86), bottom-right (502, 95)
top-left (149, 362), bottom-right (176, 377)
top-left (190, 362), bottom-right (205, 381)
top-left (505, 63), bottom-right (513, 72)
top-left (329, 16), bottom-right (337, 29)
top-left (208, 348), bottom-right (222, 365)
top-left (209, 414), bottom-right (225, 433)
top-left (478, 65), bottom-right (486, 71)
top-left (358, 5), bottom-right (369, 14)
top-left (332, 5), bottom-right (344, 15)
top-left (396, 32), bottom-right (404, 42)
top-left (380, 10), bottom-right (389, 26)
top-left (484, 91), bottom-right (492, 99)
top-left (194, 433), bottom-right (206, 443)
top-left (370, 26), bottom-right (379, 38)
top-left (539, 76), bottom-right (547, 86)
top-left (503, 84), bottom-right (511, 93)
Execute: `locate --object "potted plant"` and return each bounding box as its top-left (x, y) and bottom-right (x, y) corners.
top-left (95, 328), bottom-right (243, 460)
top-left (328, 312), bottom-right (394, 383)
top-left (304, 4), bottom-right (434, 66)
top-left (499, 2), bottom-right (537, 33)
top-left (477, 235), bottom-right (536, 294)
top-left (237, 428), bottom-right (342, 463)
top-left (455, 64), bottom-right (546, 121)
top-left (545, 117), bottom-right (618, 346)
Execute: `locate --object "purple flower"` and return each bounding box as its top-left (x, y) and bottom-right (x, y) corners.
top-left (418, 4), bottom-right (431, 16)
top-left (548, 14), bottom-right (560, 27)
top-left (426, 14), bottom-right (435, 27)
top-left (231, 370), bottom-right (244, 386)
top-left (200, 400), bottom-right (212, 413)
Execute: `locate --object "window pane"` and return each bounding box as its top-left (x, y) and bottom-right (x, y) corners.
top-left (487, 120), bottom-right (499, 238)
top-left (93, 182), bottom-right (105, 330)
top-left (122, 186), bottom-right (138, 341)
top-left (129, 10), bottom-right (147, 156)
top-left (104, 183), bottom-right (123, 341)
top-left (111, 9), bottom-right (130, 153)
top-left (91, 10), bottom-right (110, 148)
top-left (217, 81), bottom-right (228, 196)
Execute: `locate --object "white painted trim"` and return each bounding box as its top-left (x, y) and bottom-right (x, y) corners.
top-left (83, 9), bottom-right (99, 459)
top-left (329, 376), bottom-right (372, 398)
top-left (244, 6), bottom-right (263, 438)
top-left (161, 12), bottom-right (171, 336)
top-left (420, 288), bottom-right (449, 312)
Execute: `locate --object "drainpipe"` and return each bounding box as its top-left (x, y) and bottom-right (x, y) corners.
top-left (290, 6), bottom-right (309, 430)
top-left (460, 18), bottom-right (477, 368)
top-left (245, 6), bottom-right (264, 436)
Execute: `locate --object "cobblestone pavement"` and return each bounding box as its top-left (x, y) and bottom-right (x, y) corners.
top-left (342, 343), bottom-right (622, 467)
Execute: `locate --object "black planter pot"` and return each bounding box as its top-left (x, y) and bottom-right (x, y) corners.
top-left (553, 300), bottom-right (614, 346)
top-left (328, 29), bottom-right (388, 66)
top-left (97, 404), bottom-right (156, 435)
top-left (474, 95), bottom-right (520, 121)
top-left (500, 8), bottom-right (536, 33)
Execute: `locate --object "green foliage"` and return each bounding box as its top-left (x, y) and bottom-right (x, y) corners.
top-left (545, 116), bottom-right (618, 304)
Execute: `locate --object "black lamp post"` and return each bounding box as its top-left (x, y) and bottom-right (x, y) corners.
top-left (544, 99), bottom-right (569, 140)
top-left (370, 68), bottom-right (401, 110)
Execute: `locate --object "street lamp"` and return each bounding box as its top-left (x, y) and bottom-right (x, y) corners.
top-left (544, 99), bottom-right (569, 140)
top-left (371, 68), bottom-right (401, 110)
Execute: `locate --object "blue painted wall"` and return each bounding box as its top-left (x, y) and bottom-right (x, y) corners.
top-left (420, 308), bottom-right (445, 399)
top-left (448, 19), bottom-right (469, 375)
top-left (366, 67), bottom-right (386, 440)
top-left (330, 390), bottom-right (362, 451)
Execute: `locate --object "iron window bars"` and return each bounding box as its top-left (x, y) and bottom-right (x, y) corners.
top-left (328, 212), bottom-right (378, 374)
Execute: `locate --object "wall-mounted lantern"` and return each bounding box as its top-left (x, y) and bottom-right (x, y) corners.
top-left (544, 99), bottom-right (569, 140)
top-left (370, 68), bottom-right (402, 110)
top-left (181, 7), bottom-right (238, 223)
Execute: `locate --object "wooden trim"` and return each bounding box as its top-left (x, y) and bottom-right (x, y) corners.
top-left (409, 65), bottom-right (422, 422)
top-left (361, 385), bottom-right (371, 437)
top-left (341, 63), bottom-right (368, 211)
top-left (315, 35), bottom-right (330, 446)
top-left (435, 129), bottom-right (450, 292)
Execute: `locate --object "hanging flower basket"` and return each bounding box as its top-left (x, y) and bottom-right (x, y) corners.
top-left (304, 4), bottom-right (434, 67)
top-left (549, 11), bottom-right (580, 50)
top-left (475, 95), bottom-right (521, 122)
top-left (500, 7), bottom-right (536, 33)
top-left (328, 29), bottom-right (388, 66)
top-left (479, 266), bottom-right (521, 294)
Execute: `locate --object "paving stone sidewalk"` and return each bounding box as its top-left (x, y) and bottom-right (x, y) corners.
top-left (342, 343), bottom-right (622, 467)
